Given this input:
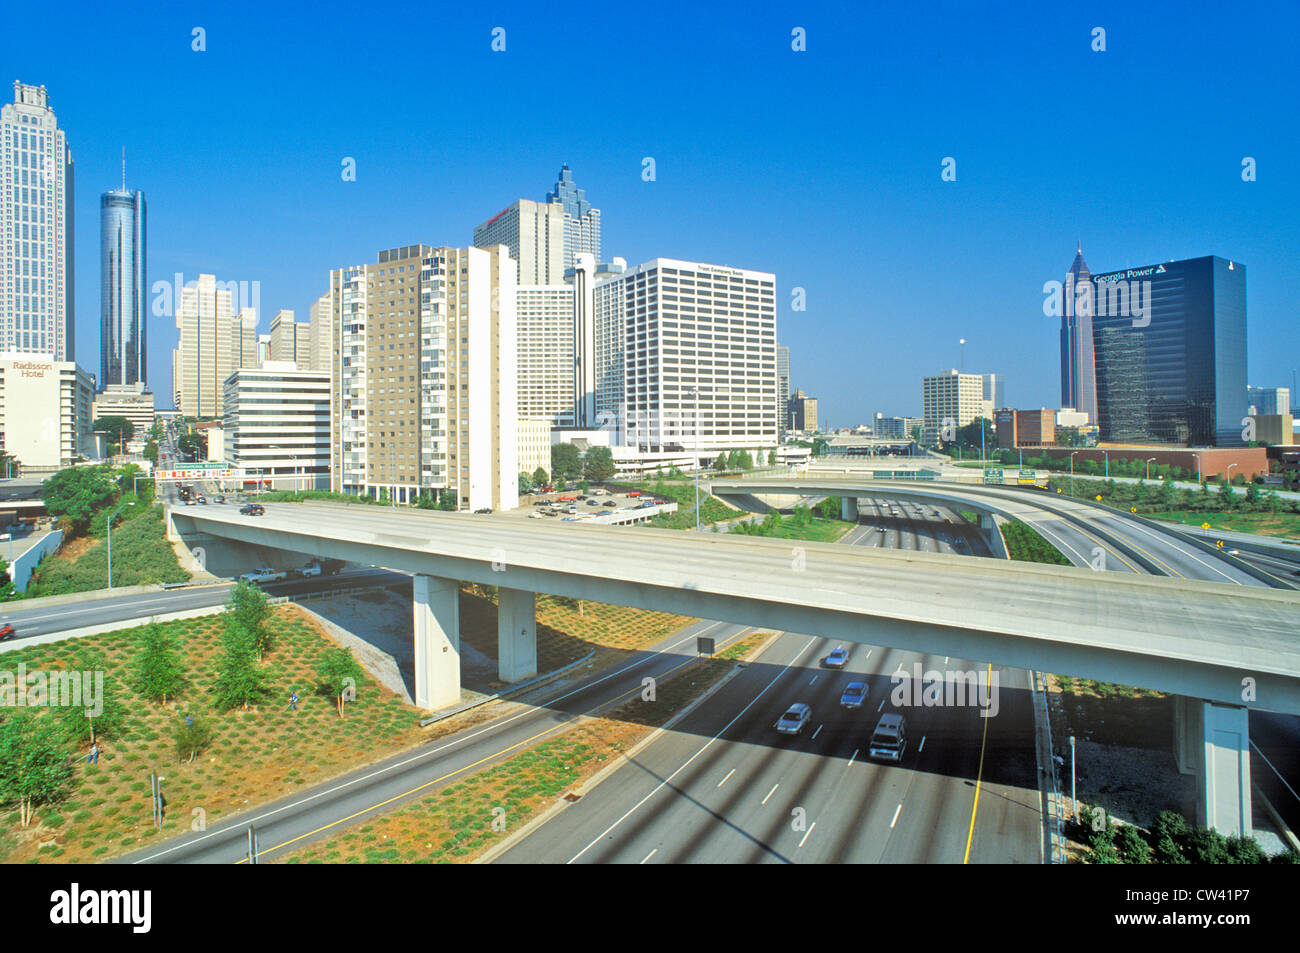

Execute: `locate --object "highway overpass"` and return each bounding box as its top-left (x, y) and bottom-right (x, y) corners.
top-left (169, 499), bottom-right (1300, 836)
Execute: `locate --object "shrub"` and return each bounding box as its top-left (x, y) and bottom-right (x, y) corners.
top-left (1114, 823), bottom-right (1152, 864)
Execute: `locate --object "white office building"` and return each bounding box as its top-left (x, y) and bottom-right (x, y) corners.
top-left (922, 369), bottom-right (986, 442)
top-left (92, 381), bottom-right (155, 451)
top-left (173, 274), bottom-right (236, 418)
top-left (0, 354), bottom-right (94, 471)
top-left (223, 363), bottom-right (330, 490)
top-left (472, 198), bottom-right (565, 286)
top-left (1, 82), bottom-right (75, 362)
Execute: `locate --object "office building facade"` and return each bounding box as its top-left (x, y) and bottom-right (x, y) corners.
top-left (223, 364), bottom-right (330, 490)
top-left (473, 198), bottom-right (565, 285)
top-left (174, 274), bottom-right (237, 418)
top-left (328, 244), bottom-right (518, 511)
top-left (1, 82), bottom-right (75, 362)
top-left (788, 389), bottom-right (818, 433)
top-left (546, 164), bottom-right (601, 269)
top-left (0, 355), bottom-right (93, 470)
top-left (100, 187), bottom-right (146, 388)
top-left (922, 369), bottom-right (985, 441)
top-left (92, 382), bottom-right (155, 451)
top-left (1059, 243), bottom-right (1098, 425)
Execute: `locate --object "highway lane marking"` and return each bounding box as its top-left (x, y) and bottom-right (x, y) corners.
top-left (717, 769), bottom-right (736, 788)
top-left (876, 699), bottom-right (885, 713)
top-left (918, 735), bottom-right (926, 753)
top-left (567, 635), bottom-right (820, 864)
top-left (890, 803), bottom-right (902, 828)
top-left (140, 622), bottom-right (752, 864)
top-left (640, 848), bottom-right (657, 864)
top-left (1109, 517), bottom-right (1244, 585)
top-left (809, 675), bottom-right (818, 685)
top-left (811, 723), bottom-right (823, 740)
top-left (797, 822), bottom-right (816, 848)
top-left (762, 784), bottom-right (779, 805)
top-left (848, 748), bottom-right (859, 766)
top-left (962, 663), bottom-right (994, 864)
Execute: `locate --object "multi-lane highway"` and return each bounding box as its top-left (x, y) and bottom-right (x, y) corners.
top-left (495, 501), bottom-right (1043, 864)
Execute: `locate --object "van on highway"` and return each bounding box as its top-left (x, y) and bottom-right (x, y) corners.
top-left (868, 713), bottom-right (907, 762)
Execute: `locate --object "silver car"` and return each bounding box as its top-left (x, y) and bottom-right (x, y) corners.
top-left (774, 703), bottom-right (812, 735)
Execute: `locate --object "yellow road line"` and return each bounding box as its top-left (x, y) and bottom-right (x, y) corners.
top-left (239, 627), bottom-right (753, 862)
top-left (962, 663), bottom-right (993, 864)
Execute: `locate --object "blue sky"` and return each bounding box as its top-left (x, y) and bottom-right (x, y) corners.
top-left (5, 0), bottom-right (1298, 424)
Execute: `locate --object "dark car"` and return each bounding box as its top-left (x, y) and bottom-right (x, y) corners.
top-left (239, 503), bottom-right (265, 516)
top-left (603, 500), bottom-right (618, 507)
top-left (822, 646), bottom-right (849, 668)
top-left (474, 507), bottom-right (493, 514)
top-left (215, 495), bottom-right (226, 504)
top-left (0, 623), bottom-right (14, 641)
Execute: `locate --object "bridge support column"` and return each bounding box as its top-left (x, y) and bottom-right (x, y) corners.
top-left (413, 574), bottom-right (461, 711)
top-left (840, 496), bottom-right (859, 521)
top-left (497, 587), bottom-right (537, 683)
top-left (1174, 696), bottom-right (1252, 836)
top-left (979, 513), bottom-right (1008, 559)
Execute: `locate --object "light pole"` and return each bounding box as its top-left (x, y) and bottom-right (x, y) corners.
top-left (1226, 463), bottom-right (1237, 488)
top-left (1193, 453), bottom-right (1202, 485)
top-left (1145, 457), bottom-right (1156, 482)
top-left (1102, 449), bottom-right (1109, 478)
top-left (1069, 451), bottom-right (1079, 496)
top-left (686, 385), bottom-right (701, 532)
top-left (106, 500), bottom-right (136, 589)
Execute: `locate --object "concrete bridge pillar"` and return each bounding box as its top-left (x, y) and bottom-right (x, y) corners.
top-left (497, 587), bottom-right (538, 683)
top-left (840, 496), bottom-right (859, 522)
top-left (979, 513), bottom-right (1009, 559)
top-left (1174, 696), bottom-right (1252, 837)
top-left (413, 574), bottom-right (461, 711)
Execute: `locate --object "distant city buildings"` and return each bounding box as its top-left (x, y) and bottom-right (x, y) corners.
top-left (473, 198), bottom-right (566, 285)
top-left (872, 414), bottom-right (922, 440)
top-left (776, 346), bottom-right (791, 430)
top-left (1248, 385), bottom-right (1289, 417)
top-left (92, 382), bottom-right (155, 451)
top-left (173, 274), bottom-right (237, 418)
top-left (269, 309), bottom-right (307, 366)
top-left (922, 370), bottom-right (985, 443)
top-left (788, 389), bottom-right (818, 433)
top-left (1, 82), bottom-right (75, 363)
top-left (100, 180), bottom-right (147, 389)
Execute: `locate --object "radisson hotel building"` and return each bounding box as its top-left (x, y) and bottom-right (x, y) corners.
top-left (1089, 255), bottom-right (1247, 447)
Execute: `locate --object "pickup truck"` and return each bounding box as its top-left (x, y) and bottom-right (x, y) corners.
top-left (239, 567), bottom-right (287, 584)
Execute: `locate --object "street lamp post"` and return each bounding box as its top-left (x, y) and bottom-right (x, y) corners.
top-left (106, 500), bottom-right (136, 589)
top-left (1069, 451), bottom-right (1080, 496)
top-left (1145, 457), bottom-right (1156, 482)
top-left (1102, 449), bottom-right (1109, 478)
top-left (687, 386), bottom-right (701, 532)
top-left (1226, 463), bottom-right (1238, 488)
top-left (1193, 453), bottom-right (1202, 485)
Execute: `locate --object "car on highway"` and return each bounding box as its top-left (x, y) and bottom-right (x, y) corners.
top-left (868, 713), bottom-right (908, 762)
top-left (840, 681), bottom-right (868, 709)
top-left (239, 567), bottom-right (287, 584)
top-left (474, 507), bottom-right (493, 514)
top-left (603, 500), bottom-right (618, 507)
top-left (529, 511), bottom-right (546, 519)
top-left (0, 622), bottom-right (14, 642)
top-left (197, 495), bottom-right (208, 504)
top-left (774, 703), bottom-right (812, 735)
top-left (239, 503), bottom-right (265, 516)
top-left (215, 495), bottom-right (226, 504)
top-left (822, 646), bottom-right (849, 668)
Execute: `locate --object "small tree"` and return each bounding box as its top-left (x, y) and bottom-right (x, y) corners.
top-left (135, 621), bottom-right (186, 705)
top-left (768, 449), bottom-right (777, 466)
top-left (213, 621), bottom-right (273, 711)
top-left (582, 446), bottom-right (615, 483)
top-left (532, 466), bottom-right (548, 486)
top-left (93, 415), bottom-right (135, 454)
top-left (316, 647), bottom-right (365, 718)
top-left (715, 452), bottom-right (728, 471)
top-left (58, 675), bottom-right (128, 746)
top-left (518, 471), bottom-right (534, 495)
top-left (0, 557), bottom-right (15, 601)
top-left (0, 713), bottom-right (75, 827)
top-left (41, 465), bottom-right (119, 536)
top-left (173, 717), bottom-right (213, 763)
top-left (227, 580), bottom-right (273, 661)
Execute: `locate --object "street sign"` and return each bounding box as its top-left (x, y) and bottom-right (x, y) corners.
top-left (155, 469), bottom-right (245, 482)
top-left (697, 636), bottom-right (716, 656)
top-left (984, 468), bottom-right (1003, 484)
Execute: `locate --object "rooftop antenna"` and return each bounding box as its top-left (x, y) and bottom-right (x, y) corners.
top-left (121, 147), bottom-right (126, 192)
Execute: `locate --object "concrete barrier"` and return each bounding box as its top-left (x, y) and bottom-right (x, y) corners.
top-left (7, 530), bottom-right (62, 593)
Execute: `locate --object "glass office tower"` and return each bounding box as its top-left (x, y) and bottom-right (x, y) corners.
top-left (100, 188), bottom-right (147, 387)
top-left (1091, 256), bottom-right (1247, 446)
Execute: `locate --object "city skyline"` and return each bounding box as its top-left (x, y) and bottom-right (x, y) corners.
top-left (2, 2), bottom-right (1296, 424)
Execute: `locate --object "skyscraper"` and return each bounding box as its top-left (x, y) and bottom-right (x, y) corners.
top-left (472, 199), bottom-right (565, 285)
top-left (776, 345), bottom-right (791, 430)
top-left (546, 165), bottom-right (601, 269)
top-left (1, 82), bottom-right (75, 361)
top-left (1059, 243), bottom-right (1097, 424)
top-left (173, 274), bottom-right (236, 418)
top-left (100, 175), bottom-right (147, 388)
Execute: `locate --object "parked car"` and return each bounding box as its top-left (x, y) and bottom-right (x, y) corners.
top-left (774, 703), bottom-right (812, 736)
top-left (0, 623), bottom-right (15, 642)
top-left (474, 507), bottom-right (493, 514)
top-left (296, 562), bottom-right (323, 577)
top-left (822, 646), bottom-right (850, 668)
top-left (239, 503), bottom-right (265, 516)
top-left (603, 500), bottom-right (618, 507)
top-left (239, 567), bottom-right (287, 584)
top-left (840, 681), bottom-right (868, 709)
top-left (587, 499), bottom-right (600, 506)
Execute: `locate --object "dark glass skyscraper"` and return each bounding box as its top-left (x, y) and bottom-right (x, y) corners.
top-left (1059, 243), bottom-right (1097, 423)
top-left (1089, 256), bottom-right (1247, 447)
top-left (100, 187), bottom-right (147, 387)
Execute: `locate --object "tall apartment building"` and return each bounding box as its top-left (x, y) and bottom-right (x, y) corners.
top-left (173, 274), bottom-right (236, 418)
top-left (776, 346), bottom-right (791, 423)
top-left (308, 291), bottom-right (333, 373)
top-left (1, 82), bottom-right (75, 361)
top-left (328, 244), bottom-right (518, 511)
top-left (100, 184), bottom-right (147, 388)
top-left (223, 363), bottom-right (330, 490)
top-left (593, 258), bottom-right (627, 426)
top-left (269, 309), bottom-right (306, 365)
top-left (546, 165), bottom-right (601, 269)
top-left (516, 284), bottom-right (576, 426)
top-left (598, 258), bottom-right (777, 453)
top-left (922, 369), bottom-right (985, 442)
top-left (472, 199), bottom-right (565, 285)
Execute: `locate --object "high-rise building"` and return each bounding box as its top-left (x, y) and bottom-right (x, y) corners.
top-left (234, 308), bottom-right (259, 370)
top-left (269, 309), bottom-right (306, 366)
top-left (173, 274), bottom-right (236, 418)
top-left (100, 182), bottom-right (146, 388)
top-left (922, 369), bottom-right (985, 442)
top-left (601, 258), bottom-right (777, 453)
top-left (982, 373), bottom-right (1003, 411)
top-left (776, 345), bottom-right (791, 429)
top-left (546, 165), bottom-right (601, 269)
top-left (1248, 386), bottom-right (1289, 417)
top-left (308, 291), bottom-right (333, 373)
top-left (328, 244), bottom-right (518, 511)
top-left (1059, 243), bottom-right (1098, 425)
top-left (1, 82), bottom-right (75, 361)
top-left (472, 199), bottom-right (565, 285)
top-left (0, 355), bottom-right (93, 470)
top-left (516, 283), bottom-right (576, 425)
top-left (92, 382), bottom-right (155, 451)
top-left (788, 389), bottom-right (818, 433)
top-left (1090, 256), bottom-right (1247, 446)
top-left (223, 363), bottom-right (330, 490)
top-left (593, 258), bottom-right (627, 426)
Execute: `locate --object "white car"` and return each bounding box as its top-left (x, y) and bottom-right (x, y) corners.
top-left (774, 703), bottom-right (812, 736)
top-left (529, 511), bottom-right (546, 519)
top-left (239, 567), bottom-right (287, 584)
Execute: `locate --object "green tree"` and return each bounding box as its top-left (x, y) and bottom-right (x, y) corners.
top-left (0, 713), bottom-right (75, 827)
top-left (517, 471), bottom-right (534, 495)
top-left (737, 449), bottom-right (754, 470)
top-left (582, 446), bottom-right (615, 483)
top-left (134, 621), bottom-right (186, 705)
top-left (531, 466), bottom-right (548, 486)
top-left (142, 440), bottom-right (159, 465)
top-left (227, 580), bottom-right (274, 660)
top-left (726, 450), bottom-right (740, 469)
top-left (551, 442), bottom-right (581, 483)
top-left (93, 415), bottom-right (135, 454)
top-left (172, 716), bottom-right (213, 763)
top-left (810, 436), bottom-right (829, 457)
top-left (58, 673), bottom-right (128, 746)
top-left (213, 622), bottom-right (273, 711)
top-left (316, 647), bottom-right (365, 718)
top-left (41, 465), bottom-right (119, 536)
top-left (715, 452), bottom-right (728, 471)
top-left (1245, 480), bottom-right (1261, 511)
top-left (177, 429), bottom-right (204, 460)
top-left (768, 449), bottom-right (777, 466)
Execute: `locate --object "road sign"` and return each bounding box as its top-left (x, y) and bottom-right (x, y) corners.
top-left (983, 468), bottom-right (1003, 484)
top-left (697, 636), bottom-right (716, 656)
